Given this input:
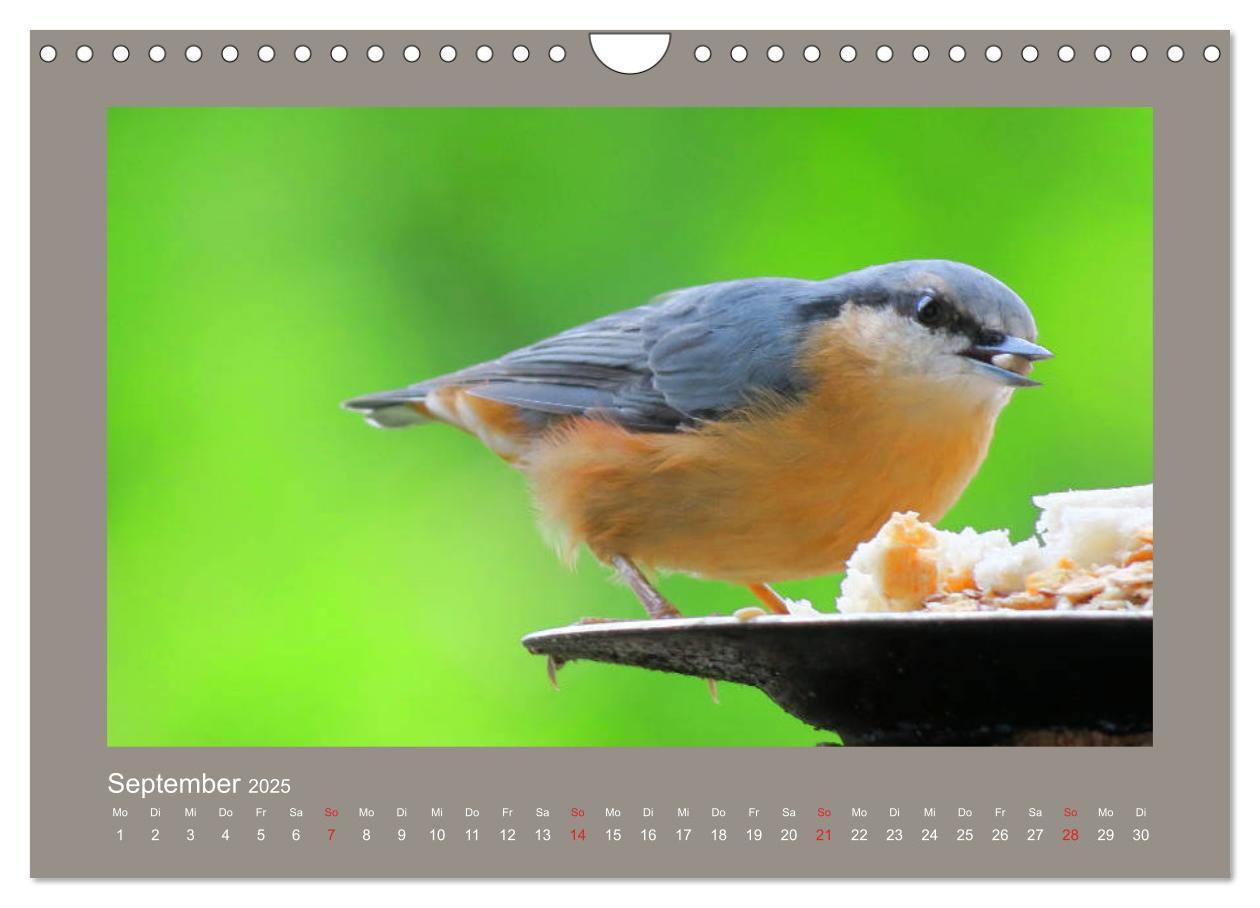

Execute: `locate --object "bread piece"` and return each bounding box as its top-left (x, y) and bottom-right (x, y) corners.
top-left (836, 485), bottom-right (1153, 614)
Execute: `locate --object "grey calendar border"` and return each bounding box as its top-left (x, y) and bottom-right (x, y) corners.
top-left (30, 30), bottom-right (1230, 878)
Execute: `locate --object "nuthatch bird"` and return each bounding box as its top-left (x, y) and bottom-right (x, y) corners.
top-left (345, 260), bottom-right (1051, 619)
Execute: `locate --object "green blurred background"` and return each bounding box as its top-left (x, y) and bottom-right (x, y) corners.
top-left (107, 107), bottom-right (1152, 747)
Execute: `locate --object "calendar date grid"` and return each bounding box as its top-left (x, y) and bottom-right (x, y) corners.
top-left (111, 800), bottom-right (1153, 852)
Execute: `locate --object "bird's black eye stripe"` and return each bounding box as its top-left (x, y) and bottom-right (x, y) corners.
top-left (975, 327), bottom-right (1005, 347)
top-left (914, 294), bottom-right (948, 328)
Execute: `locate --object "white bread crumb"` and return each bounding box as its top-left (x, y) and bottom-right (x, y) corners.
top-left (973, 537), bottom-right (1051, 595)
top-left (784, 596), bottom-right (819, 616)
top-left (1034, 485), bottom-right (1152, 539)
top-left (836, 485), bottom-right (1153, 614)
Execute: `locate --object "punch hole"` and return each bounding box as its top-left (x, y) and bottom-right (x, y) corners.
top-left (912, 45), bottom-right (929, 63)
top-left (221, 45), bottom-right (239, 63)
top-left (331, 45), bottom-right (348, 63)
top-left (985, 45), bottom-right (1002, 62)
top-left (767, 45), bottom-right (784, 62)
top-left (367, 45), bottom-right (385, 62)
top-left (405, 45), bottom-right (422, 62)
top-left (512, 45), bottom-right (528, 62)
top-left (149, 45), bottom-right (166, 62)
top-left (548, 45), bottom-right (566, 62)
top-left (875, 45), bottom-right (893, 62)
top-left (1021, 45), bottom-right (1038, 62)
top-left (1058, 45), bottom-right (1075, 62)
top-left (113, 45), bottom-right (129, 62)
top-left (476, 45), bottom-right (493, 62)
top-left (1130, 45), bottom-right (1147, 62)
top-left (588, 33), bottom-right (667, 73)
top-left (1094, 45), bottom-right (1111, 62)
top-left (949, 45), bottom-right (966, 62)
top-left (694, 45), bottom-right (711, 62)
top-left (730, 45), bottom-right (748, 62)
top-left (39, 45), bottom-right (56, 62)
top-left (75, 45), bottom-right (93, 63)
top-left (185, 45), bottom-right (202, 63)
top-left (440, 45), bottom-right (456, 62)
top-left (294, 45), bottom-right (312, 63)
top-left (839, 45), bottom-right (857, 62)
top-left (1203, 45), bottom-right (1220, 62)
top-left (803, 45), bottom-right (820, 62)
top-left (1166, 45), bottom-right (1184, 62)
top-left (258, 45), bottom-right (275, 63)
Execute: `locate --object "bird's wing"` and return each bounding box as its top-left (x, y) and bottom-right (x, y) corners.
top-left (446, 304), bottom-right (683, 431)
top-left (639, 278), bottom-right (819, 420)
top-left (354, 277), bottom-right (828, 433)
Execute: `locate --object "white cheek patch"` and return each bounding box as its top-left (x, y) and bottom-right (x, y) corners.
top-left (838, 307), bottom-right (931, 375)
top-left (883, 316), bottom-right (953, 375)
top-left (844, 308), bottom-right (1013, 412)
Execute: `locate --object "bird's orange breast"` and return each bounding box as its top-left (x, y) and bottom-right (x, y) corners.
top-left (522, 318), bottom-right (1005, 584)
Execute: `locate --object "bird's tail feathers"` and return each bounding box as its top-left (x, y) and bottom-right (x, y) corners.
top-left (341, 387), bottom-right (434, 430)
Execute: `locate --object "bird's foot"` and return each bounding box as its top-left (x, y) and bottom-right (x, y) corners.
top-left (746, 583), bottom-right (791, 615)
top-left (611, 554), bottom-right (684, 620)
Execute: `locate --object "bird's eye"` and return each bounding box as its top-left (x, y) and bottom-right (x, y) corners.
top-left (915, 295), bottom-right (946, 327)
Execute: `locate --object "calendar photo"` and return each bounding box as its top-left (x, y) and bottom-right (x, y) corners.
top-left (105, 105), bottom-right (1153, 748)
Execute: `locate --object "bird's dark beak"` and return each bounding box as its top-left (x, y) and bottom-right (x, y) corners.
top-left (961, 335), bottom-right (1053, 388)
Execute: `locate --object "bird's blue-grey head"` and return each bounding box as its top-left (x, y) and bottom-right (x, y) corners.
top-left (809, 259), bottom-right (1051, 390)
